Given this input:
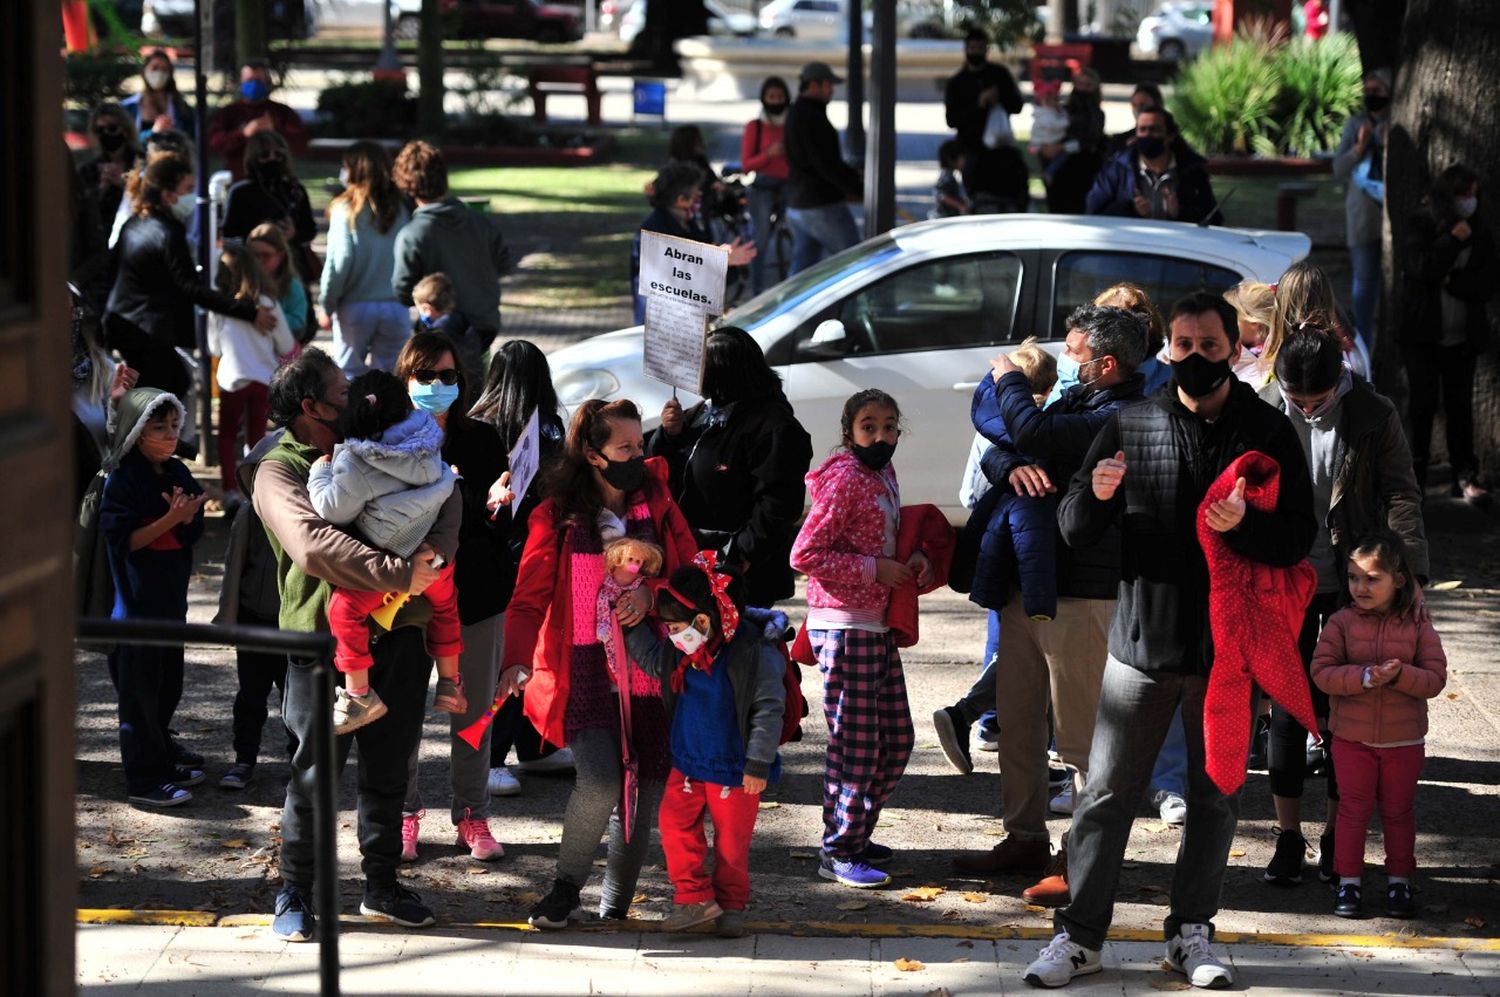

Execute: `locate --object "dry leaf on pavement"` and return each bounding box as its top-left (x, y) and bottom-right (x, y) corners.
top-left (1142, 822), bottom-right (1169, 833)
top-left (1229, 850), bottom-right (1246, 858)
top-left (220, 839), bottom-right (247, 849)
top-left (902, 886), bottom-right (945, 902)
top-left (1464, 916), bottom-right (1486, 929)
top-left (893, 957), bottom-right (925, 972)
top-left (960, 892), bottom-right (988, 903)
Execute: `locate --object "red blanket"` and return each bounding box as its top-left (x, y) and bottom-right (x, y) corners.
top-left (1197, 451), bottom-right (1318, 795)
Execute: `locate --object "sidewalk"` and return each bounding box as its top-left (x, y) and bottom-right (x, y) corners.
top-left (77, 920), bottom-right (1500, 995)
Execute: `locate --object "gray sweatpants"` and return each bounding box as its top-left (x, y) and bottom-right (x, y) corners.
top-left (1056, 655), bottom-right (1242, 950)
top-left (403, 612), bottom-right (502, 825)
top-left (556, 723), bottom-right (667, 917)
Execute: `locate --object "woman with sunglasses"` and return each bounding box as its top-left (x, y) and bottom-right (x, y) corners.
top-left (391, 332), bottom-right (512, 864)
top-left (80, 103), bottom-right (142, 233)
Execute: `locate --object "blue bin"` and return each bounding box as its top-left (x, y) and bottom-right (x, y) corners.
top-left (633, 80), bottom-right (667, 118)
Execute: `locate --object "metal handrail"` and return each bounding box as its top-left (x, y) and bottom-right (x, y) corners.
top-left (76, 619), bottom-right (341, 997)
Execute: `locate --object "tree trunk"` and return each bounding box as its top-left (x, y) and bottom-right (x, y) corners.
top-left (626, 0), bottom-right (710, 74)
top-left (417, 0), bottom-right (445, 134)
top-left (1383, 0), bottom-right (1500, 479)
top-left (234, 0), bottom-right (267, 62)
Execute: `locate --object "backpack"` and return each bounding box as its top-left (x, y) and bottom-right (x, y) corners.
top-left (770, 622), bottom-right (807, 744)
top-left (74, 470), bottom-right (116, 650)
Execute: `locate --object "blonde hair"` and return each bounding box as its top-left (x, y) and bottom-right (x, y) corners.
top-left (1264, 261), bottom-right (1340, 381)
top-left (604, 537), bottom-right (664, 580)
top-left (247, 222), bottom-right (299, 298)
top-left (1009, 336), bottom-right (1058, 405)
top-left (1093, 282), bottom-right (1165, 355)
top-left (214, 242), bottom-right (276, 303)
top-left (413, 272), bottom-right (456, 313)
top-left (1224, 280), bottom-right (1275, 329)
top-left (330, 139), bottom-right (403, 234)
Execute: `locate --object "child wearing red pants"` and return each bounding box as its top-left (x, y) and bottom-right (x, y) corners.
top-left (1311, 533), bottom-right (1447, 920)
top-left (622, 555), bottom-right (787, 938)
top-left (308, 370), bottom-right (465, 734)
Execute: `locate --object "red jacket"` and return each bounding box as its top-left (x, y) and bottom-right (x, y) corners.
top-left (887, 503), bottom-right (955, 648)
top-left (207, 100), bottom-right (309, 181)
top-left (504, 457), bottom-right (698, 748)
top-left (1311, 596), bottom-right (1447, 744)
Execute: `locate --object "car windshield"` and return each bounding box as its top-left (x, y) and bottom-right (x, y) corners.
top-left (721, 234), bottom-right (901, 330)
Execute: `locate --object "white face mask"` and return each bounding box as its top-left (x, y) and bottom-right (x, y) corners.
top-left (144, 68), bottom-right (171, 90)
top-left (169, 194), bottom-right (195, 222)
top-left (1456, 196), bottom-right (1478, 219)
top-left (338, 166), bottom-right (350, 187)
top-left (668, 623), bottom-right (707, 656)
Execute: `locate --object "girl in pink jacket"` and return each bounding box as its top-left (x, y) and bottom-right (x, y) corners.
top-left (1311, 533), bottom-right (1447, 920)
top-left (790, 389), bottom-right (932, 890)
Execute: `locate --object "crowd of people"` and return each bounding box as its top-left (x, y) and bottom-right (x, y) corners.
top-left (70, 41), bottom-right (1480, 995)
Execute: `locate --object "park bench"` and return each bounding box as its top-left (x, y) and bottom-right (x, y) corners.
top-left (528, 65), bottom-right (603, 127)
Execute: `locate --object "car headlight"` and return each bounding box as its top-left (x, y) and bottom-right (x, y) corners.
top-left (555, 368), bottom-right (621, 407)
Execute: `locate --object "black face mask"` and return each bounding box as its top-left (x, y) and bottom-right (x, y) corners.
top-left (762, 100), bottom-right (787, 115)
top-left (965, 53), bottom-right (987, 69)
top-left (850, 440), bottom-right (896, 471)
top-left (1364, 92), bottom-right (1390, 113)
top-left (1136, 135), bottom-right (1167, 159)
top-left (1172, 352), bottom-right (1233, 399)
top-left (598, 454), bottom-right (647, 492)
top-left (97, 130), bottom-right (125, 152)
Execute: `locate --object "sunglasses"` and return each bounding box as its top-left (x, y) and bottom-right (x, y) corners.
top-left (413, 368), bottom-right (460, 386)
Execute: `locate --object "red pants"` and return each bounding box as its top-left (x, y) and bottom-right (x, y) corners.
top-left (218, 382), bottom-right (269, 491)
top-left (328, 561), bottom-right (462, 675)
top-left (657, 767), bottom-right (760, 910)
top-left (1332, 736), bottom-right (1424, 878)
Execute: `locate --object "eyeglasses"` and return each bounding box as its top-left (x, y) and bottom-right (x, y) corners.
top-left (413, 368), bottom-right (460, 386)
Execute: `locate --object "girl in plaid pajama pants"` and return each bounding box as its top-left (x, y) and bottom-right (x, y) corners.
top-left (791, 390), bottom-right (930, 889)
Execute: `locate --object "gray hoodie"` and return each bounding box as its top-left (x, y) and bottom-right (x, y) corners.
top-left (391, 197), bottom-right (512, 333)
top-left (307, 409), bottom-right (458, 558)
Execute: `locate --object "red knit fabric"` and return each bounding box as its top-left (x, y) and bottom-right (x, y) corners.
top-left (1197, 451), bottom-right (1319, 795)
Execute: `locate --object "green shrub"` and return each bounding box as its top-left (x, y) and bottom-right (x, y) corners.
top-left (1173, 30), bottom-right (1363, 157)
top-left (313, 79), bottom-right (418, 139)
top-left (64, 50), bottom-right (140, 110)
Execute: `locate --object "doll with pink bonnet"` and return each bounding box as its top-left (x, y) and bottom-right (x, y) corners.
top-left (598, 538), bottom-right (665, 684)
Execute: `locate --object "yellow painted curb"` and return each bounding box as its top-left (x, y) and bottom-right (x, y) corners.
top-left (79, 909), bottom-right (1500, 952)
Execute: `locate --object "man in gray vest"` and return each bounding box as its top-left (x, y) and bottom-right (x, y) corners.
top-left (1024, 292), bottom-right (1315, 990)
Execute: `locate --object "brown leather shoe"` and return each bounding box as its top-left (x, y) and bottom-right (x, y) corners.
top-left (1022, 847), bottom-right (1070, 906)
top-left (952, 835), bottom-right (1050, 875)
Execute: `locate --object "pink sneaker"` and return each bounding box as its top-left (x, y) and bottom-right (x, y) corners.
top-left (401, 809), bottom-right (422, 863)
top-left (456, 808), bottom-right (504, 861)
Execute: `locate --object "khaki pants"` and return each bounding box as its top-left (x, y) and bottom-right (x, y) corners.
top-left (994, 594), bottom-right (1113, 840)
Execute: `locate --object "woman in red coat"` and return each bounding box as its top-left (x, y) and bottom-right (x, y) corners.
top-left (499, 398), bottom-right (697, 930)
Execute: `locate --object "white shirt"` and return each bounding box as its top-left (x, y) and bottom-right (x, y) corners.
top-left (208, 293), bottom-right (294, 392)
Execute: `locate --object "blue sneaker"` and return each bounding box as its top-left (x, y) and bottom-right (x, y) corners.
top-left (271, 886), bottom-right (316, 942)
top-left (818, 853), bottom-right (891, 889)
top-left (861, 842), bottom-right (894, 866)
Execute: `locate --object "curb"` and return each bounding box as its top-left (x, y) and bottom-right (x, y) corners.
top-left (76, 910), bottom-right (1500, 952)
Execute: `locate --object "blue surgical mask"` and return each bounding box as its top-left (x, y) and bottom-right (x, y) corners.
top-left (419, 312), bottom-right (449, 330)
top-left (409, 380), bottom-right (460, 416)
top-left (241, 79), bottom-right (270, 102)
top-left (1044, 353), bottom-right (1100, 407)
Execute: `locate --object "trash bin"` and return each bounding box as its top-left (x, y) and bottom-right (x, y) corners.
top-left (633, 79), bottom-right (667, 122)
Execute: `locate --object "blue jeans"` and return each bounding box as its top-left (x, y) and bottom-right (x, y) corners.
top-left (955, 610), bottom-right (1001, 734)
top-left (1150, 705), bottom-right (1188, 797)
top-left (787, 202), bottom-right (860, 275)
top-left (332, 299), bottom-right (411, 376)
top-left (747, 179), bottom-right (787, 294)
top-left (1348, 241), bottom-right (1381, 347)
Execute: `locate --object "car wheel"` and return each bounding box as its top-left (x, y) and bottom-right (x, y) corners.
top-left (1158, 38), bottom-right (1186, 62)
top-left (394, 14), bottom-right (420, 40)
top-left (774, 26), bottom-right (795, 38)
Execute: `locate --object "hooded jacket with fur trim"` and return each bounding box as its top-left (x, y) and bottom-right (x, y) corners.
top-left (307, 408), bottom-right (457, 559)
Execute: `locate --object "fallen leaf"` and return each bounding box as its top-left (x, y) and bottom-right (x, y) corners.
top-left (960, 892), bottom-right (988, 904)
top-left (221, 839), bottom-right (247, 849)
top-left (1446, 693), bottom-right (1459, 700)
top-left (465, 866), bottom-right (489, 875)
top-left (515, 891), bottom-right (543, 905)
top-left (758, 801), bottom-right (781, 810)
top-left (1430, 580), bottom-right (1462, 591)
top-left (1023, 904), bottom-right (1047, 913)
top-left (397, 867), bottom-right (418, 878)
top-left (1228, 850), bottom-right (1246, 858)
top-left (1141, 822), bottom-right (1169, 834)
top-left (1464, 916), bottom-right (1486, 929)
top-left (983, 828), bottom-right (1006, 837)
top-left (88, 864), bottom-right (109, 878)
top-left (105, 829), bottom-right (122, 847)
top-left (632, 893), bottom-right (650, 904)
top-left (893, 958), bottom-right (925, 972)
top-left (902, 886), bottom-right (946, 902)
top-left (837, 900), bottom-right (870, 911)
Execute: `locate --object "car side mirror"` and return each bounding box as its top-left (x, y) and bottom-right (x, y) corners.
top-left (801, 318), bottom-right (849, 358)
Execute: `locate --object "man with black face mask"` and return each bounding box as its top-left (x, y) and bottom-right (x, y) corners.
top-left (944, 28), bottom-right (1027, 212)
top-left (1026, 293), bottom-right (1314, 991)
top-left (249, 347), bottom-right (456, 943)
top-left (1086, 107), bottom-right (1221, 224)
top-left (1333, 68), bottom-right (1393, 349)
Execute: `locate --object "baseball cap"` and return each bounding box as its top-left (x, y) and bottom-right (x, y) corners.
top-left (799, 61), bottom-right (844, 85)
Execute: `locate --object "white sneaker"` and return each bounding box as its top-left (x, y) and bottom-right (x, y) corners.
top-left (487, 766), bottom-right (521, 797)
top-left (514, 747), bottom-right (575, 774)
top-left (1165, 923), bottom-right (1233, 989)
top-left (1023, 930), bottom-right (1102, 988)
top-left (1152, 790), bottom-right (1187, 825)
top-left (1049, 784), bottom-right (1074, 816)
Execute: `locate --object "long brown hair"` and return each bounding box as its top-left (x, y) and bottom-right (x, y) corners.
top-left (214, 242), bottom-right (276, 302)
top-left (1264, 261), bottom-right (1340, 379)
top-left (1093, 282), bottom-right (1165, 356)
top-left (545, 399), bottom-right (643, 528)
top-left (247, 222), bottom-right (299, 298)
top-left (394, 330), bottom-right (474, 427)
top-left (125, 150), bottom-right (192, 219)
top-left (330, 140), bottom-right (403, 234)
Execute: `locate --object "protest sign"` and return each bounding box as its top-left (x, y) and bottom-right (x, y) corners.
top-left (506, 407), bottom-right (541, 509)
top-left (638, 230), bottom-right (729, 392)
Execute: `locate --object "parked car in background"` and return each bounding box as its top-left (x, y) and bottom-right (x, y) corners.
top-left (619, 0), bottom-right (758, 43)
top-left (142, 0), bottom-right (314, 40)
top-left (1135, 1), bottom-right (1214, 62)
top-left (310, 0), bottom-right (392, 34)
top-left (394, 0), bottom-right (583, 42)
top-left (759, 0), bottom-right (845, 40)
top-left (547, 215), bottom-right (1309, 518)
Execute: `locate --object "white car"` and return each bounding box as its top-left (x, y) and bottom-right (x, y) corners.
top-left (549, 215), bottom-right (1309, 519)
top-left (619, 0), bottom-right (758, 43)
top-left (1136, 1), bottom-right (1215, 62)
